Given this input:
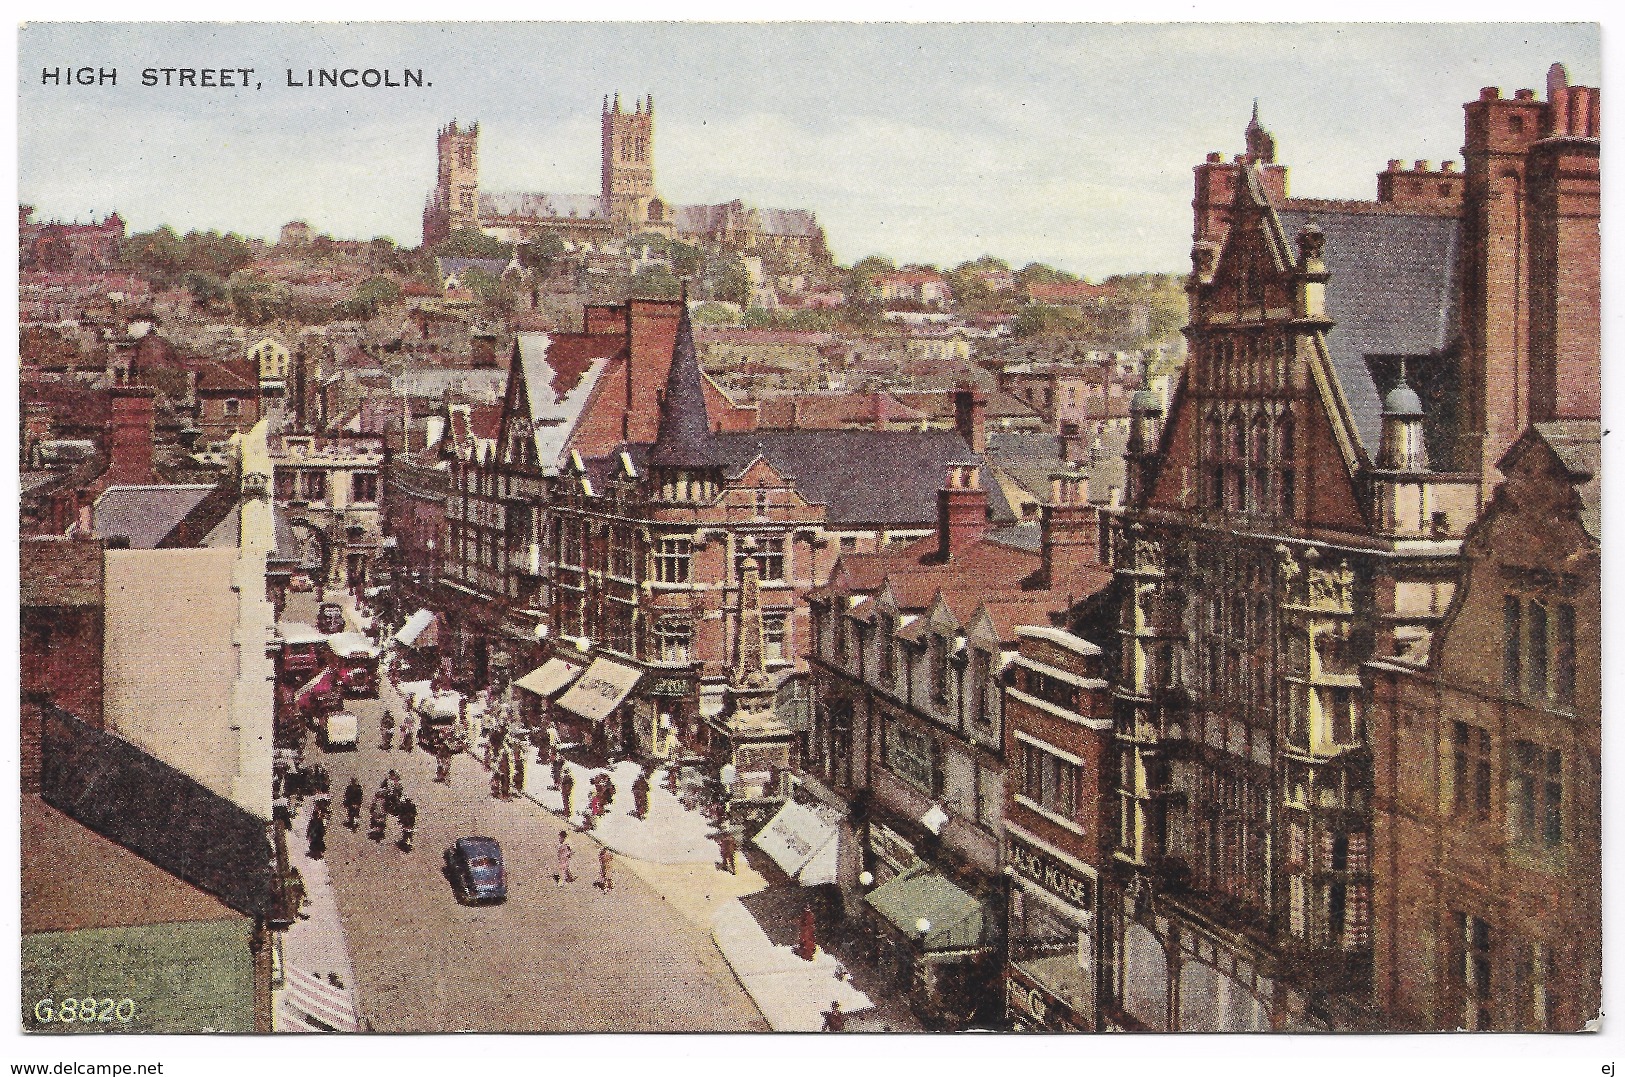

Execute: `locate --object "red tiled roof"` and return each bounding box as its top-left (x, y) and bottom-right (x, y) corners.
top-left (194, 359), bottom-right (259, 393)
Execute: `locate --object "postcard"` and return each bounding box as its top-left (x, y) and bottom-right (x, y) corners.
top-left (14, 19), bottom-right (1602, 1059)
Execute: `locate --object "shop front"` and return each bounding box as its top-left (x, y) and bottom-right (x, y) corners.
top-left (858, 820), bottom-right (1001, 1029)
top-left (634, 673), bottom-right (694, 761)
top-left (1003, 822), bottom-right (1099, 1031)
top-left (752, 797), bottom-right (842, 887)
top-left (511, 656), bottom-right (585, 737)
top-left (551, 656), bottom-right (642, 758)
top-left (391, 609), bottom-right (440, 681)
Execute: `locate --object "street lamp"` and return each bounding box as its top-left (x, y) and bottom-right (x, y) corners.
top-left (916, 917), bottom-right (932, 939)
top-left (858, 871), bottom-right (874, 888)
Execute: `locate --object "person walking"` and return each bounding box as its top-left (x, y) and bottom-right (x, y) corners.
top-left (545, 721), bottom-right (560, 763)
top-left (555, 830), bottom-right (575, 884)
top-left (597, 846), bottom-right (614, 891)
top-left (513, 748), bottom-right (526, 797)
top-left (497, 749), bottom-right (512, 800)
top-left (559, 767), bottom-right (575, 819)
top-left (305, 806), bottom-right (327, 859)
top-left (343, 776), bottom-right (364, 829)
top-left (632, 770), bottom-right (651, 819)
top-left (550, 755), bottom-right (565, 791)
top-left (719, 828), bottom-right (738, 875)
top-left (821, 1000), bottom-right (846, 1032)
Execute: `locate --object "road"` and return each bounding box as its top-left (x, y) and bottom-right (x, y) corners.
top-left (286, 595), bottom-right (767, 1032)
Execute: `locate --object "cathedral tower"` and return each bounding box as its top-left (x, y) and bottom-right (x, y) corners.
top-left (424, 120), bottom-right (480, 246)
top-left (601, 93), bottom-right (665, 233)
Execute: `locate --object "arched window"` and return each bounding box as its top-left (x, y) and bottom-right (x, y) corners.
top-left (1228, 411), bottom-right (1245, 460)
top-left (1276, 410), bottom-right (1295, 461)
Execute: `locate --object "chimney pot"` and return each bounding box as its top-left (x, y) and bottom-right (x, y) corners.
top-left (1514, 88), bottom-right (1535, 101)
top-left (1387, 159), bottom-right (1404, 172)
top-left (1481, 87), bottom-right (1501, 100)
top-left (1413, 160), bottom-right (1431, 172)
top-left (1441, 160), bottom-right (1457, 173)
top-left (1206, 151), bottom-right (1223, 163)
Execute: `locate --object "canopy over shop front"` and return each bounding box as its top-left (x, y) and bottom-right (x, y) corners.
top-left (513, 657), bottom-right (584, 699)
top-left (752, 799), bottom-right (840, 885)
top-left (554, 658), bottom-right (642, 723)
top-left (865, 865), bottom-right (987, 952)
top-left (394, 609), bottom-right (439, 649)
top-left (328, 633), bottom-right (380, 660)
top-left (279, 623), bottom-right (328, 646)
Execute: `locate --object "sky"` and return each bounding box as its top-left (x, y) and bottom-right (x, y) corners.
top-left (16, 21), bottom-right (1601, 278)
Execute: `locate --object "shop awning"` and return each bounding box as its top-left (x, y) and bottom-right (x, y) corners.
top-left (554, 658), bottom-right (641, 723)
top-left (328, 632), bottom-right (380, 660)
top-left (865, 865), bottom-right (986, 952)
top-left (513, 658), bottom-right (584, 699)
top-left (752, 800), bottom-right (840, 885)
top-left (394, 609), bottom-right (438, 649)
top-left (279, 622), bottom-right (328, 646)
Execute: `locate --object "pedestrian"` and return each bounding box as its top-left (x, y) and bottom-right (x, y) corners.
top-left (598, 846), bottom-right (614, 891)
top-left (719, 829), bottom-right (737, 875)
top-left (497, 749), bottom-right (512, 800)
top-left (821, 1000), bottom-right (846, 1032)
top-left (546, 721), bottom-right (560, 763)
top-left (306, 807), bottom-right (327, 859)
top-left (632, 770), bottom-right (651, 819)
top-left (550, 755), bottom-right (565, 791)
top-left (600, 772), bottom-right (616, 811)
top-left (287, 867), bottom-right (309, 920)
top-left (560, 767), bottom-right (575, 819)
top-left (513, 748), bottom-right (526, 796)
top-left (555, 830), bottom-right (575, 884)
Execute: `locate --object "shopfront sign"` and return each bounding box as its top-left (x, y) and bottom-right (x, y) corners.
top-left (645, 676), bottom-right (691, 697)
top-left (1007, 834), bottom-right (1095, 912)
top-left (870, 822), bottom-right (918, 873)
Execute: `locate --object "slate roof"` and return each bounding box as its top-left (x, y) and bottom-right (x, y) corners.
top-left (93, 484), bottom-right (215, 548)
top-left (480, 191), bottom-right (606, 221)
top-left (200, 500), bottom-right (301, 558)
top-left (758, 208), bottom-right (820, 237)
top-left (40, 705), bottom-right (276, 919)
top-left (649, 305), bottom-right (720, 469)
top-left (1527, 420), bottom-right (1601, 540)
top-left (436, 256), bottom-right (508, 280)
top-left (1276, 206), bottom-right (1461, 454)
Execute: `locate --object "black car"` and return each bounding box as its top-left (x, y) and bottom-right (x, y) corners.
top-left (444, 836), bottom-right (506, 904)
top-left (316, 602), bottom-right (346, 635)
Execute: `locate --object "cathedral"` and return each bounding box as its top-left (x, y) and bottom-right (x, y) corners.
top-left (421, 94), bottom-right (830, 269)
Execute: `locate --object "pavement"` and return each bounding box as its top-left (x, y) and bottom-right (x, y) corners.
top-left (277, 796), bottom-right (363, 1032)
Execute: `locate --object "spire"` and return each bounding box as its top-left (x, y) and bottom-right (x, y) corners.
top-left (1245, 100), bottom-right (1276, 164)
top-left (649, 299), bottom-right (718, 469)
top-left (613, 92), bottom-right (621, 114)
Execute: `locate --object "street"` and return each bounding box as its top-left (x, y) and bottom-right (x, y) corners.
top-left (287, 597), bottom-right (767, 1032)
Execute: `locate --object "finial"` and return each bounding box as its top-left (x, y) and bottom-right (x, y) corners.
top-left (613, 92), bottom-right (621, 113)
top-left (1251, 98), bottom-right (1260, 124)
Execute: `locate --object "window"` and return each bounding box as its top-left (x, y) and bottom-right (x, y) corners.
top-left (1514, 940), bottom-right (1552, 1031)
top-left (655, 618), bottom-right (693, 665)
top-left (224, 398), bottom-right (241, 418)
top-left (351, 471), bottom-right (377, 503)
top-left (608, 526), bottom-right (634, 579)
top-left (1457, 913), bottom-right (1494, 1030)
top-left (302, 470), bottom-right (327, 502)
top-left (560, 519), bottom-right (582, 568)
top-left (754, 488), bottom-right (770, 517)
top-left (1509, 740), bottom-right (1562, 849)
top-left (971, 650), bottom-right (993, 727)
top-left (931, 634), bottom-right (950, 701)
top-left (1503, 596), bottom-right (1522, 690)
top-left (275, 471), bottom-right (296, 501)
top-left (1526, 601), bottom-right (1549, 698)
top-left (558, 588), bottom-right (584, 639)
top-left (1021, 741), bottom-right (1080, 819)
top-left (880, 616), bottom-right (896, 681)
top-left (1453, 721), bottom-right (1492, 820)
top-left (840, 536), bottom-right (857, 553)
top-left (834, 614), bottom-right (849, 662)
top-left (886, 721), bottom-right (936, 793)
top-left (457, 146), bottom-right (473, 168)
top-left (1555, 604), bottom-right (1577, 706)
top-left (459, 190), bottom-right (474, 210)
top-left (762, 612), bottom-right (788, 663)
top-left (653, 537), bottom-right (691, 584)
top-left (604, 602), bottom-right (634, 656)
top-left (737, 535), bottom-right (785, 583)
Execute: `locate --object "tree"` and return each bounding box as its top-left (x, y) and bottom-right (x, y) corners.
top-left (345, 275), bottom-right (403, 320)
top-left (1017, 262), bottom-right (1079, 290)
top-left (180, 270), bottom-right (228, 309)
top-left (1013, 304), bottom-right (1088, 338)
top-left (847, 255), bottom-right (896, 298)
top-left (691, 302), bottom-right (742, 326)
top-left (432, 228), bottom-right (510, 261)
top-left (703, 254), bottom-right (751, 306)
top-left (630, 264), bottom-right (682, 300)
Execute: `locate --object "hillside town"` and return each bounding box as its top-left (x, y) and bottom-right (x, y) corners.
top-left (20, 63), bottom-right (1600, 1040)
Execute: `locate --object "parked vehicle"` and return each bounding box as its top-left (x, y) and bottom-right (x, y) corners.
top-left (444, 837), bottom-right (506, 904)
top-left (316, 602), bottom-right (346, 635)
top-left (320, 711), bottom-right (359, 751)
top-left (295, 667), bottom-right (343, 722)
top-left (329, 633), bottom-right (381, 698)
top-left (279, 625), bottom-right (329, 685)
top-left (413, 690), bottom-right (461, 748)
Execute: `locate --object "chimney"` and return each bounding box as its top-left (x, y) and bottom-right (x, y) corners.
top-left (953, 385), bottom-right (987, 454)
top-left (1041, 469), bottom-right (1101, 587)
top-left (104, 385), bottom-right (158, 486)
top-left (583, 302), bottom-right (626, 336)
top-left (470, 332), bottom-right (497, 367)
top-left (937, 463), bottom-right (989, 561)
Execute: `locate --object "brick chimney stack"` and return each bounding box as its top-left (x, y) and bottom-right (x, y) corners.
top-left (1041, 469), bottom-right (1102, 586)
top-left (103, 385), bottom-right (158, 487)
top-left (953, 385), bottom-right (987, 454)
top-left (937, 463), bottom-right (989, 561)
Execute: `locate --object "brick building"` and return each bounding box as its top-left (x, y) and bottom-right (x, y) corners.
top-left (1101, 64), bottom-right (1597, 1032)
top-left (1366, 421), bottom-right (1599, 1030)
